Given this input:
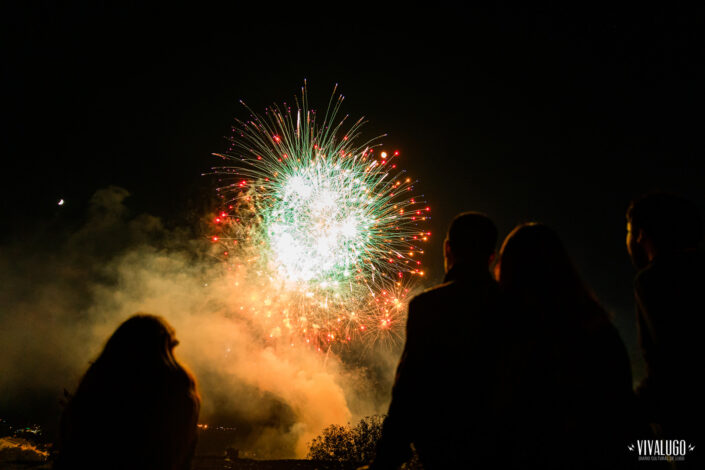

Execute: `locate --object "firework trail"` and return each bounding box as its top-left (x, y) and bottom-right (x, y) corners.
top-left (210, 83), bottom-right (430, 349)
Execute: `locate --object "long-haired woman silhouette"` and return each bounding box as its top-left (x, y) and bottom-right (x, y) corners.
top-left (496, 223), bottom-right (644, 469)
top-left (55, 314), bottom-right (200, 470)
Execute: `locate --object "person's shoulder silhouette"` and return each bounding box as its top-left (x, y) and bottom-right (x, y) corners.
top-left (55, 313), bottom-right (200, 470)
top-left (372, 212), bottom-right (506, 470)
top-left (626, 193), bottom-right (705, 447)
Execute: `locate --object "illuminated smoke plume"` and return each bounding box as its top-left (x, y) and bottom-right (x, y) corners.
top-left (0, 86), bottom-right (430, 458)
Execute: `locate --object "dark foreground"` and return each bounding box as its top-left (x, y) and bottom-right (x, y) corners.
top-left (0, 458), bottom-right (356, 470)
top-left (192, 456), bottom-right (358, 470)
top-left (0, 428), bottom-right (362, 469)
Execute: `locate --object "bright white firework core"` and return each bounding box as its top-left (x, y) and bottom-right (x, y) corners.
top-left (267, 164), bottom-right (368, 285)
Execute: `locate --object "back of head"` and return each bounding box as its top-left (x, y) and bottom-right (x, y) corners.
top-left (100, 313), bottom-right (178, 368)
top-left (498, 223), bottom-right (597, 320)
top-left (627, 192), bottom-right (703, 254)
top-left (446, 212), bottom-right (498, 266)
top-left (78, 314), bottom-right (191, 393)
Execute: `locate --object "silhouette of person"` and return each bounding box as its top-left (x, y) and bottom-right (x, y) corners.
top-left (626, 193), bottom-right (704, 455)
top-left (54, 313), bottom-right (200, 470)
top-left (370, 212), bottom-right (507, 469)
top-left (496, 223), bottom-right (644, 469)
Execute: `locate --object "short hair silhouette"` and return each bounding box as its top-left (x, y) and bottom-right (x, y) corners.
top-left (446, 212), bottom-right (498, 263)
top-left (56, 313), bottom-right (200, 470)
top-left (627, 192), bottom-right (703, 252)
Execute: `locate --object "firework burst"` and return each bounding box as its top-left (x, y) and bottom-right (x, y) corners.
top-left (210, 83), bottom-right (430, 349)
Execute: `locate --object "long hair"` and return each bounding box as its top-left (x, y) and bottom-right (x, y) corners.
top-left (496, 224), bottom-right (640, 469)
top-left (496, 223), bottom-right (607, 328)
top-left (56, 314), bottom-right (200, 470)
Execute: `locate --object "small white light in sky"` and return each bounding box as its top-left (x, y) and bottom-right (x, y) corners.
top-left (57, 199), bottom-right (65, 206)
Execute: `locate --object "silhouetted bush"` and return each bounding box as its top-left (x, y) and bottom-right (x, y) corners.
top-left (307, 416), bottom-right (421, 469)
top-left (307, 416), bottom-right (383, 465)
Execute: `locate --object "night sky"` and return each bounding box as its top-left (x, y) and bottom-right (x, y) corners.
top-left (4, 5), bottom-right (705, 383)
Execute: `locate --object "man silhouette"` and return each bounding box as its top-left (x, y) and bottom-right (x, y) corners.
top-left (370, 212), bottom-right (506, 469)
top-left (626, 193), bottom-right (704, 458)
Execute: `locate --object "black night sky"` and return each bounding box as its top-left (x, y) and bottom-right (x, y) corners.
top-left (3, 5), bottom-right (705, 397)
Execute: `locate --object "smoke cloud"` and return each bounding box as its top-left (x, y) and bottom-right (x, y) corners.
top-left (0, 186), bottom-right (405, 458)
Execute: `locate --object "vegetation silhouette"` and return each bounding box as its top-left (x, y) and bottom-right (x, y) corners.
top-left (307, 416), bottom-right (421, 469)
